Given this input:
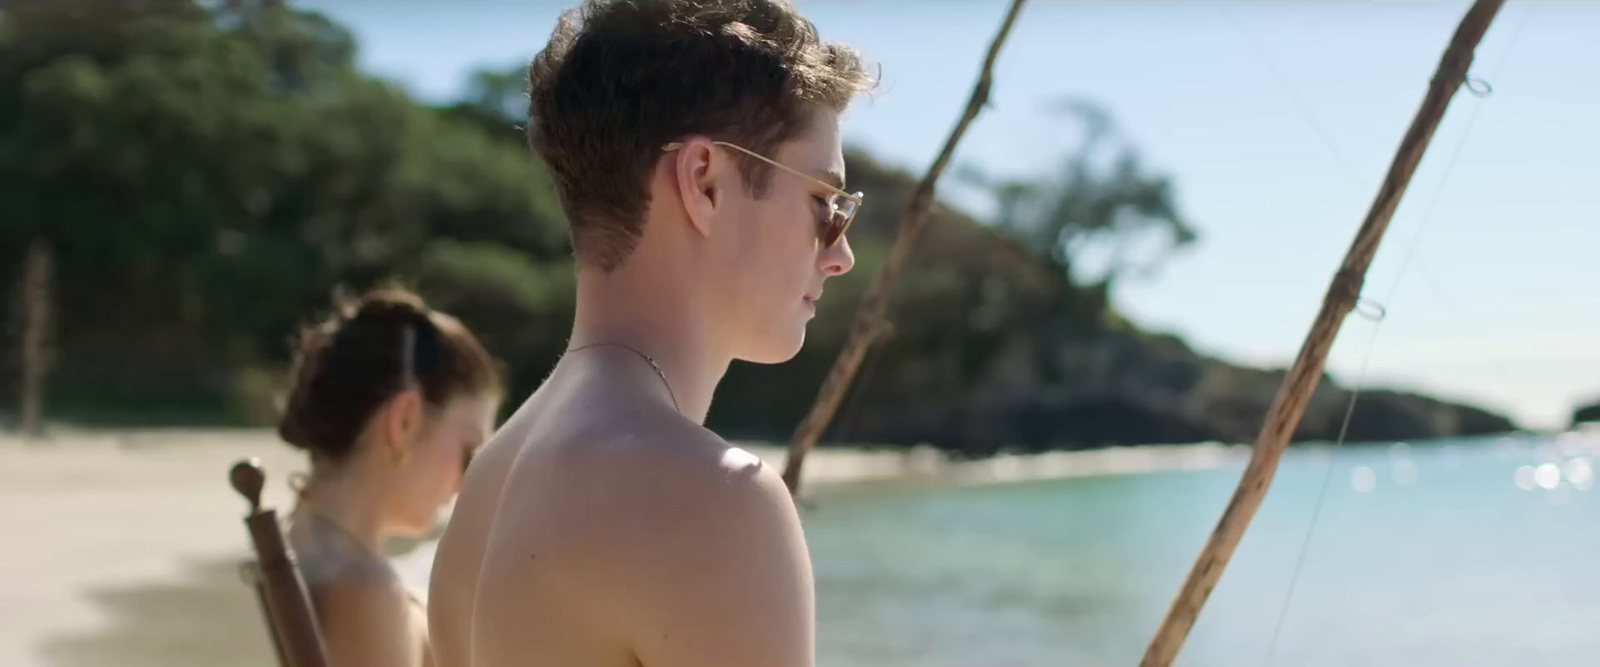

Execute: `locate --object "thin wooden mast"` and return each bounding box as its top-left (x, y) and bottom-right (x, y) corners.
top-left (1139, 1), bottom-right (1506, 665)
top-left (782, 0), bottom-right (1028, 494)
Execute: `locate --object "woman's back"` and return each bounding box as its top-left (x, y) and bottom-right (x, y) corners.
top-left (275, 286), bottom-right (502, 667)
top-left (290, 514), bottom-right (432, 666)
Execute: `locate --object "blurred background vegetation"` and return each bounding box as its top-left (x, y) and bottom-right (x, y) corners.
top-left (0, 0), bottom-right (1519, 455)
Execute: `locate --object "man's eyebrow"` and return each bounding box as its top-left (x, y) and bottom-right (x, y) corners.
top-left (812, 169), bottom-right (846, 190)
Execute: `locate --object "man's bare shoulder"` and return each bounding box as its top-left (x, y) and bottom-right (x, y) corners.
top-left (591, 421), bottom-right (805, 567)
top-left (473, 399), bottom-right (798, 555)
top-left (537, 417), bottom-right (813, 667)
top-left (541, 410), bottom-right (793, 526)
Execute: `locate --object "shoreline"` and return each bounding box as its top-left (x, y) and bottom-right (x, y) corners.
top-left (0, 427), bottom-right (1244, 667)
top-left (1, 426), bottom-right (1253, 488)
top-left (742, 441), bottom-right (1251, 491)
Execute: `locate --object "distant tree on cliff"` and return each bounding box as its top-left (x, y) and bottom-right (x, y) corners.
top-left (962, 99), bottom-right (1198, 289)
top-left (1575, 399), bottom-right (1600, 427)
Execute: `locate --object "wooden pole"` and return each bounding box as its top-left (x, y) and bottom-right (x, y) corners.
top-left (18, 237), bottom-right (53, 439)
top-left (781, 0), bottom-right (1028, 494)
top-left (231, 459), bottom-right (330, 667)
top-left (1139, 2), bottom-right (1505, 665)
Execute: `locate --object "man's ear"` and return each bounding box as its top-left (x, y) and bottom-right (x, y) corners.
top-left (672, 138), bottom-right (724, 239)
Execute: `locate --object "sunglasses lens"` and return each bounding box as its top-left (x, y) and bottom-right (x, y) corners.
top-left (823, 198), bottom-right (857, 248)
top-left (821, 213), bottom-right (841, 248)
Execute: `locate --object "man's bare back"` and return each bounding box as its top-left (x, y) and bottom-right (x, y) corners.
top-left (428, 357), bottom-right (814, 667)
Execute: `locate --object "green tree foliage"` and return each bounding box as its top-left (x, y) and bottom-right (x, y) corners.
top-left (0, 1), bottom-right (567, 421)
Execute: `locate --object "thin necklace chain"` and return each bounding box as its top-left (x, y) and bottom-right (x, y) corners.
top-left (566, 341), bottom-right (681, 413)
top-left (306, 509), bottom-right (383, 561)
top-left (287, 473), bottom-right (383, 562)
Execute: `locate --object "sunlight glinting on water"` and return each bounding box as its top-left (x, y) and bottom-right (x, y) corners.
top-left (1350, 466), bottom-right (1377, 493)
top-left (1564, 457), bottom-right (1593, 490)
top-left (1514, 464), bottom-right (1537, 490)
top-left (1534, 463), bottom-right (1561, 490)
top-left (1509, 428), bottom-right (1598, 493)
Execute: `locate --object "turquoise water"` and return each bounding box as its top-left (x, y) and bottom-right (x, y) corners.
top-left (405, 433), bottom-right (1600, 665)
top-left (805, 434), bottom-right (1600, 666)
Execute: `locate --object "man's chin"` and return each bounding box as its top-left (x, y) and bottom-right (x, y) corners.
top-left (738, 330), bottom-right (807, 365)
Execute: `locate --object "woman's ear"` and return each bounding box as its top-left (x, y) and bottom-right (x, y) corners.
top-left (379, 389), bottom-right (425, 464)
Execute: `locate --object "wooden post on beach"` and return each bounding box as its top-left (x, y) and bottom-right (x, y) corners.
top-left (1139, 2), bottom-right (1505, 665)
top-left (781, 0), bottom-right (1028, 495)
top-left (231, 459), bottom-right (330, 667)
top-left (17, 237), bottom-right (53, 438)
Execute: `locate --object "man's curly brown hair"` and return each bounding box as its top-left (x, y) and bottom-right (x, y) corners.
top-left (526, 0), bottom-right (876, 272)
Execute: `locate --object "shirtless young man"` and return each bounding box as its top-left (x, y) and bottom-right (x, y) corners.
top-left (427, 2), bottom-right (873, 665)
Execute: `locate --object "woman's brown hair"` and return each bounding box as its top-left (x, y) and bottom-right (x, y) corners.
top-left (278, 286), bottom-right (502, 461)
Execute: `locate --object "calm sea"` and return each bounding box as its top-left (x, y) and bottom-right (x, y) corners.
top-left (402, 433), bottom-right (1600, 666)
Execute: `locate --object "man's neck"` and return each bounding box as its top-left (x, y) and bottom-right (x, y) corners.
top-left (569, 262), bottom-right (728, 425)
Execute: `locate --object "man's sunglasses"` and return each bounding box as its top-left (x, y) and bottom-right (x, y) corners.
top-left (662, 140), bottom-right (863, 249)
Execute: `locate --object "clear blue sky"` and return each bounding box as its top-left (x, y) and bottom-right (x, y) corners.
top-left (297, 0), bottom-right (1599, 430)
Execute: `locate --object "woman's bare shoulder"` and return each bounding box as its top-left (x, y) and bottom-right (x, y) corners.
top-left (310, 567), bottom-right (424, 666)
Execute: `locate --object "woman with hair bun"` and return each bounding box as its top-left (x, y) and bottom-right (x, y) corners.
top-left (278, 286), bottom-right (502, 667)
